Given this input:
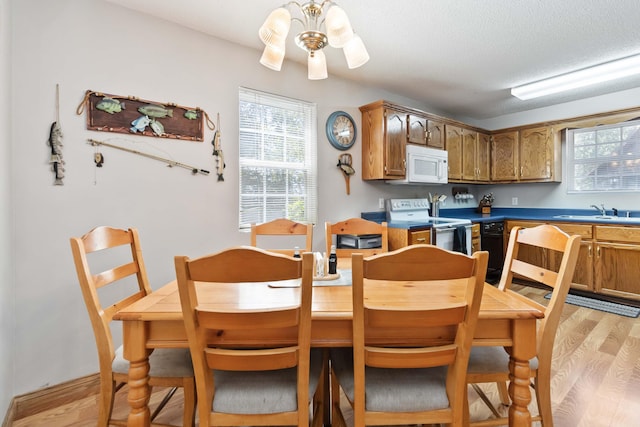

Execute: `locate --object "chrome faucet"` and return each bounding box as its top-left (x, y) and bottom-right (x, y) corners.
top-left (590, 204), bottom-right (606, 215)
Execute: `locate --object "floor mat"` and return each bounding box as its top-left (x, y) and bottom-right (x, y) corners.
top-left (545, 292), bottom-right (640, 318)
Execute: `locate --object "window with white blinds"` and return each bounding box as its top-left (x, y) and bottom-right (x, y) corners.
top-left (567, 119), bottom-right (640, 192)
top-left (238, 88), bottom-right (317, 229)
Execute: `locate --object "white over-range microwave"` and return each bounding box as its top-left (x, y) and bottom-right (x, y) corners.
top-left (387, 144), bottom-right (448, 185)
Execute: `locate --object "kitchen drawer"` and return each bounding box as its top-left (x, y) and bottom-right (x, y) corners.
top-left (505, 220), bottom-right (544, 232)
top-left (388, 227), bottom-right (431, 250)
top-left (553, 223), bottom-right (593, 239)
top-left (409, 229), bottom-right (431, 245)
top-left (595, 226), bottom-right (640, 243)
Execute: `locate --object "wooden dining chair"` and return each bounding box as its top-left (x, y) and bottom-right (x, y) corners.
top-left (174, 246), bottom-right (323, 427)
top-left (251, 218), bottom-right (314, 256)
top-left (324, 217), bottom-right (388, 258)
top-left (70, 226), bottom-right (196, 427)
top-left (330, 245), bottom-right (489, 426)
top-left (466, 224), bottom-right (581, 427)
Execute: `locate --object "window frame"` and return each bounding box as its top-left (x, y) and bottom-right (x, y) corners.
top-left (238, 87), bottom-right (318, 230)
top-left (566, 118), bottom-right (640, 193)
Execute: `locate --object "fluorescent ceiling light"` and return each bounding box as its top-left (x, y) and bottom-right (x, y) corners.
top-left (511, 54), bottom-right (640, 100)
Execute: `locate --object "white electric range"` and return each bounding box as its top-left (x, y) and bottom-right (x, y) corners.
top-left (386, 198), bottom-right (472, 254)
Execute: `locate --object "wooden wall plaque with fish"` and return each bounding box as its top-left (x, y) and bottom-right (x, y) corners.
top-left (77, 90), bottom-right (214, 141)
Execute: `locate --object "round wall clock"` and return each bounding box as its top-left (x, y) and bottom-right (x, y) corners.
top-left (326, 111), bottom-right (357, 150)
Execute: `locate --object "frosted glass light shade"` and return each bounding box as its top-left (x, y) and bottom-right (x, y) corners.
top-left (325, 5), bottom-right (354, 48)
top-left (260, 44), bottom-right (286, 71)
top-left (259, 7), bottom-right (291, 47)
top-left (308, 50), bottom-right (328, 80)
top-left (343, 34), bottom-right (369, 69)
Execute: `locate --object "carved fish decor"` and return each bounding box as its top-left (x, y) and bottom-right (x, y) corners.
top-left (77, 90), bottom-right (215, 141)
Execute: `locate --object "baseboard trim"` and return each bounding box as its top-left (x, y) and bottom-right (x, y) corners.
top-left (3, 373), bottom-right (100, 425)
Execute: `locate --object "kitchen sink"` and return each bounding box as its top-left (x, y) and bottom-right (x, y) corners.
top-left (553, 215), bottom-right (640, 223)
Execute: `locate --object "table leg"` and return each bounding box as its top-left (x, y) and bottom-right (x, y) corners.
top-left (123, 321), bottom-right (152, 427)
top-left (508, 319), bottom-right (536, 427)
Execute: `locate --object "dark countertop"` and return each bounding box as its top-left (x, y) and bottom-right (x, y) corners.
top-left (362, 207), bottom-right (640, 230)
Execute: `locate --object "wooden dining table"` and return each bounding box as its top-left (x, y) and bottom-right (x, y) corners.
top-left (114, 260), bottom-right (544, 427)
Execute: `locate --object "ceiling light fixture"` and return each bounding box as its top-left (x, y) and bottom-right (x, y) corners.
top-left (259, 1), bottom-right (369, 80)
top-left (511, 54), bottom-right (640, 100)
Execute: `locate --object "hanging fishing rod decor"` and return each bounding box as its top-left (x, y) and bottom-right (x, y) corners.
top-left (88, 139), bottom-right (210, 176)
top-left (77, 90), bottom-right (215, 141)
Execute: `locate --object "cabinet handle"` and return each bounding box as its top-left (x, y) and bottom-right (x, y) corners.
top-left (596, 246), bottom-right (600, 258)
top-left (426, 130), bottom-right (431, 142)
top-left (415, 237), bottom-right (426, 242)
top-left (588, 245), bottom-right (592, 257)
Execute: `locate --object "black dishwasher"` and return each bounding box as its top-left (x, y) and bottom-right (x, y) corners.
top-left (481, 221), bottom-right (504, 284)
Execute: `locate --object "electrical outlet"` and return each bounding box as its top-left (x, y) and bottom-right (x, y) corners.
top-left (512, 197), bottom-right (518, 206)
top-left (378, 198), bottom-right (385, 209)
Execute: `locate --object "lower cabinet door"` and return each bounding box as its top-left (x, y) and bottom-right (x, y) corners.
top-left (595, 242), bottom-right (640, 300)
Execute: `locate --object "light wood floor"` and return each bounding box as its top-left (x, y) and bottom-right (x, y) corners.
top-left (10, 286), bottom-right (640, 427)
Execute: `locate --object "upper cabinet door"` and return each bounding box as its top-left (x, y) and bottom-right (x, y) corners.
top-left (492, 131), bottom-right (519, 181)
top-left (407, 114), bottom-right (427, 145)
top-left (384, 108), bottom-right (407, 177)
top-left (519, 126), bottom-right (552, 180)
top-left (445, 125), bottom-right (463, 180)
top-left (427, 119), bottom-right (445, 149)
top-left (476, 132), bottom-right (491, 182)
top-left (462, 129), bottom-right (478, 181)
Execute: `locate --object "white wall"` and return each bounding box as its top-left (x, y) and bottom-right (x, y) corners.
top-left (1, 0), bottom-right (14, 416)
top-left (6, 0), bottom-right (640, 402)
top-left (7, 0), bottom-right (438, 396)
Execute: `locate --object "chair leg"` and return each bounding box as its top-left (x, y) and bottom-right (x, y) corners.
top-left (534, 375), bottom-right (553, 427)
top-left (182, 377), bottom-right (197, 427)
top-left (97, 377), bottom-right (116, 427)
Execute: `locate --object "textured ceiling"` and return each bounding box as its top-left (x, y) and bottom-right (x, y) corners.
top-left (104, 0), bottom-right (640, 120)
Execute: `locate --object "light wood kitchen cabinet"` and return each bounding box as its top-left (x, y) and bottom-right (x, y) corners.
top-left (461, 131), bottom-right (490, 182)
top-left (461, 130), bottom-right (478, 181)
top-left (407, 114), bottom-right (427, 145)
top-left (360, 101), bottom-right (407, 180)
top-left (491, 131), bottom-right (519, 181)
top-left (445, 124), bottom-right (463, 180)
top-left (507, 220), bottom-right (640, 301)
top-left (491, 126), bottom-right (560, 183)
top-left (519, 126), bottom-right (553, 181)
top-left (388, 227), bottom-right (430, 251)
top-left (550, 223), bottom-right (594, 292)
top-left (476, 132), bottom-right (491, 182)
top-left (594, 226), bottom-right (640, 300)
top-left (505, 221), bottom-right (546, 272)
top-left (508, 220), bottom-right (594, 292)
top-left (427, 118), bottom-right (445, 149)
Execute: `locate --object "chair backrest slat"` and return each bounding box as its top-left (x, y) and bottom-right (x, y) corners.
top-left (92, 261), bottom-right (139, 289)
top-left (196, 307), bottom-right (300, 330)
top-left (250, 218), bottom-right (313, 256)
top-left (205, 347), bottom-right (299, 371)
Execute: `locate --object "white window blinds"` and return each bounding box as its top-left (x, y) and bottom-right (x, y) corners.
top-left (239, 88), bottom-right (318, 229)
top-left (567, 119), bottom-right (640, 192)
